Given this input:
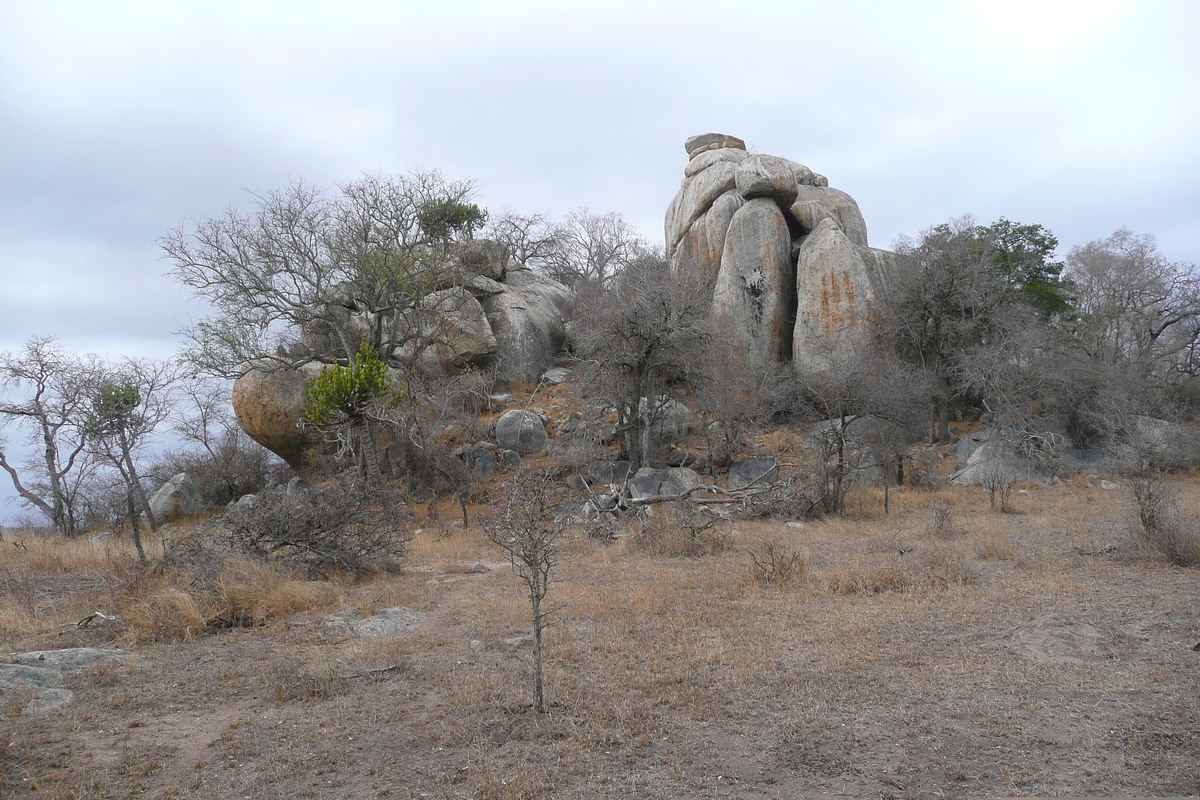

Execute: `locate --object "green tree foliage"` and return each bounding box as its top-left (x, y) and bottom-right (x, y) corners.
top-left (304, 342), bottom-right (400, 486)
top-left (980, 218), bottom-right (1070, 318)
top-left (416, 199), bottom-right (487, 244)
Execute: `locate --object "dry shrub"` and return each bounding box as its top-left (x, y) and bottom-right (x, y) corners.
top-left (974, 522), bottom-right (1017, 560)
top-left (221, 476), bottom-right (412, 577)
top-left (743, 539), bottom-right (807, 587)
top-left (929, 501), bottom-right (956, 538)
top-left (628, 505), bottom-right (730, 557)
top-left (209, 559), bottom-right (340, 629)
top-left (1129, 475), bottom-right (1200, 567)
top-left (822, 545), bottom-right (977, 595)
top-left (116, 582), bottom-right (208, 642)
top-left (269, 657), bottom-right (353, 702)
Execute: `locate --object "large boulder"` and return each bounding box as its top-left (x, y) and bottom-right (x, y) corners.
top-left (665, 133), bottom-right (894, 374)
top-left (792, 219), bottom-right (882, 373)
top-left (148, 473), bottom-right (205, 523)
top-left (729, 456), bottom-right (779, 489)
top-left (495, 409), bottom-right (548, 455)
top-left (639, 397), bottom-right (692, 443)
top-left (403, 286), bottom-right (498, 372)
top-left (482, 268), bottom-right (574, 383)
top-left (232, 361), bottom-right (325, 471)
top-left (713, 198), bottom-right (796, 365)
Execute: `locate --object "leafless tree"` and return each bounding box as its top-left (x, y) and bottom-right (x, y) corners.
top-left (1066, 228), bottom-right (1200, 384)
top-left (693, 341), bottom-right (792, 474)
top-left (485, 210), bottom-right (562, 267)
top-left (0, 337), bottom-right (98, 535)
top-left (163, 171), bottom-right (483, 378)
top-left (82, 359), bottom-right (180, 561)
top-left (573, 258), bottom-right (712, 472)
top-left (484, 469), bottom-right (569, 713)
top-left (792, 346), bottom-right (926, 515)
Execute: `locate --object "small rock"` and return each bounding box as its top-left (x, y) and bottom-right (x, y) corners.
top-left (1100, 480), bottom-right (1119, 491)
top-left (469, 640), bottom-right (485, 651)
top-left (542, 367), bottom-right (571, 385)
top-left (564, 474), bottom-right (591, 490)
top-left (23, 688), bottom-right (74, 715)
top-left (352, 608), bottom-right (425, 639)
top-left (786, 521), bottom-right (806, 530)
top-left (502, 635), bottom-right (533, 647)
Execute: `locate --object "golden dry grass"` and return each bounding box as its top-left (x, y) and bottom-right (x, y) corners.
top-left (3, 477), bottom-right (1199, 799)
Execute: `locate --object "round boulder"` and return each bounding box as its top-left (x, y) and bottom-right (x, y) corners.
top-left (231, 361), bottom-right (325, 471)
top-left (495, 410), bottom-right (548, 455)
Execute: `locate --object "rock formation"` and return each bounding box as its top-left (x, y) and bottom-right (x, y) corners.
top-left (232, 242), bottom-right (573, 471)
top-left (666, 133), bottom-right (895, 371)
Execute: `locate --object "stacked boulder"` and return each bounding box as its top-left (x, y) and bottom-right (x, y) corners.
top-left (232, 241), bottom-right (573, 471)
top-left (665, 133), bottom-right (895, 371)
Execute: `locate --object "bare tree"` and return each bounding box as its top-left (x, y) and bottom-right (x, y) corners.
top-left (159, 376), bottom-right (288, 506)
top-left (0, 337), bottom-right (98, 535)
top-left (693, 341), bottom-right (792, 474)
top-left (82, 359), bottom-right (179, 561)
top-left (573, 258), bottom-right (712, 472)
top-left (1065, 229), bottom-right (1200, 382)
top-left (163, 171), bottom-right (484, 377)
top-left (793, 346), bottom-right (926, 515)
top-left (484, 469), bottom-right (569, 713)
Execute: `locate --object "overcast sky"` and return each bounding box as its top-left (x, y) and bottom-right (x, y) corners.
top-left (1, 0), bottom-right (1198, 521)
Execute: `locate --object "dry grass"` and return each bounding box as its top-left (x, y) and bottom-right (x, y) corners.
top-left (2, 478), bottom-right (1199, 799)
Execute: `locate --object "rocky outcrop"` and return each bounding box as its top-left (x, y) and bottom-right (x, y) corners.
top-left (233, 245), bottom-right (572, 469)
top-left (667, 133), bottom-right (893, 371)
top-left (481, 268), bottom-right (574, 383)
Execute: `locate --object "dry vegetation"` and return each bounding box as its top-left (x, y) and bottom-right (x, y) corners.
top-left (2, 476), bottom-right (1199, 799)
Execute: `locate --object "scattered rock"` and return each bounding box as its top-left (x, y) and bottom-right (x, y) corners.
top-left (354, 608), bottom-right (425, 639)
top-left (542, 366), bottom-right (571, 385)
top-left (564, 473), bottom-right (591, 490)
top-left (147, 473), bottom-right (205, 523)
top-left (495, 410), bottom-right (548, 455)
top-left (1100, 479), bottom-right (1119, 491)
top-left (11, 648), bottom-right (129, 672)
top-left (472, 453), bottom-right (498, 478)
top-left (786, 521), bottom-right (806, 530)
top-left (729, 457), bottom-right (779, 489)
top-left (0, 664), bottom-right (63, 692)
top-left (22, 688), bottom-right (74, 715)
top-left (629, 468), bottom-right (670, 501)
top-left (469, 639), bottom-right (485, 651)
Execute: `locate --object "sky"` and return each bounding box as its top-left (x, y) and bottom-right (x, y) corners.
top-left (1, 0), bottom-right (1198, 521)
